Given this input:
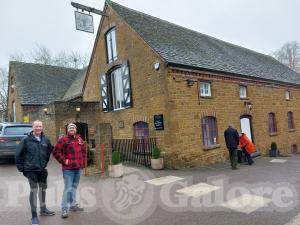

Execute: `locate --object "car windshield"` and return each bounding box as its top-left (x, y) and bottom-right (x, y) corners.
top-left (4, 126), bottom-right (32, 135)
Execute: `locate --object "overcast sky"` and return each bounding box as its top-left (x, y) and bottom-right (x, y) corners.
top-left (1, 0), bottom-right (300, 69)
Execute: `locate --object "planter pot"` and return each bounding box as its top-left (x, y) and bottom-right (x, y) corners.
top-left (269, 149), bottom-right (280, 157)
top-left (151, 158), bottom-right (164, 170)
top-left (109, 163), bottom-right (124, 178)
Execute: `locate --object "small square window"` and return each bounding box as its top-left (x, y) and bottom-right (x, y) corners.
top-left (200, 82), bottom-right (211, 97)
top-left (285, 90), bottom-right (290, 100)
top-left (240, 86), bottom-right (247, 98)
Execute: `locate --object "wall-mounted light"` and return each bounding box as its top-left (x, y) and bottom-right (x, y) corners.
top-left (244, 101), bottom-right (253, 111)
top-left (173, 77), bottom-right (196, 87)
top-left (186, 79), bottom-right (195, 87)
top-left (154, 62), bottom-right (160, 71)
top-left (43, 107), bottom-right (48, 113)
top-left (75, 107), bottom-right (81, 112)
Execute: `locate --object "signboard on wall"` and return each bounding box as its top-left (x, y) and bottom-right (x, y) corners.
top-left (154, 114), bottom-right (164, 130)
top-left (23, 115), bottom-right (29, 123)
top-left (74, 11), bottom-right (94, 33)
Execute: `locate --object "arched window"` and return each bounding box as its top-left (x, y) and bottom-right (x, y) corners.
top-left (288, 111), bottom-right (295, 129)
top-left (201, 116), bottom-right (218, 146)
top-left (105, 27), bottom-right (118, 63)
top-left (268, 113), bottom-right (277, 133)
top-left (133, 122), bottom-right (149, 139)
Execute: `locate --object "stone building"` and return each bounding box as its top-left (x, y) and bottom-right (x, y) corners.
top-left (7, 1), bottom-right (300, 169)
top-left (82, 1), bottom-right (300, 168)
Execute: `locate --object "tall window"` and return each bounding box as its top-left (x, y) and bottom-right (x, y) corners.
top-left (201, 116), bottom-right (218, 146)
top-left (12, 101), bottom-right (16, 122)
top-left (106, 28), bottom-right (117, 63)
top-left (288, 111), bottom-right (295, 129)
top-left (111, 68), bottom-right (125, 110)
top-left (268, 113), bottom-right (277, 133)
top-left (99, 61), bottom-right (132, 112)
top-left (134, 122), bottom-right (149, 139)
top-left (285, 90), bottom-right (290, 100)
top-left (240, 86), bottom-right (247, 98)
top-left (200, 82), bottom-right (211, 97)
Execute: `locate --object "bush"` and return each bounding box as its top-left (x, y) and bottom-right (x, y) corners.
top-left (111, 151), bottom-right (121, 165)
top-left (271, 142), bottom-right (277, 151)
top-left (152, 146), bottom-right (161, 159)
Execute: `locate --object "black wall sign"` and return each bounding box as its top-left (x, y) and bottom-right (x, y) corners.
top-left (154, 114), bottom-right (164, 130)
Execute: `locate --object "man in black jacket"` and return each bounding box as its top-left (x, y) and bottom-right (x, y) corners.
top-left (224, 124), bottom-right (240, 170)
top-left (15, 120), bottom-right (55, 225)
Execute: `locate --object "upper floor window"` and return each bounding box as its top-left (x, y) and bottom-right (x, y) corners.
top-left (201, 116), bottom-right (218, 146)
top-left (285, 90), bottom-right (290, 100)
top-left (288, 111), bottom-right (295, 130)
top-left (240, 85), bottom-right (247, 98)
top-left (268, 112), bottom-right (277, 133)
top-left (105, 28), bottom-right (118, 64)
top-left (100, 61), bottom-right (132, 112)
top-left (200, 81), bottom-right (211, 97)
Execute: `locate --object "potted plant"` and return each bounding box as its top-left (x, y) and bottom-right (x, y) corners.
top-left (151, 146), bottom-right (164, 170)
top-left (109, 150), bottom-right (124, 178)
top-left (269, 142), bottom-right (280, 157)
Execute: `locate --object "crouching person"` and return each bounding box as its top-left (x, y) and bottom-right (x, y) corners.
top-left (53, 123), bottom-right (86, 219)
top-left (15, 120), bottom-right (55, 225)
top-left (239, 132), bottom-right (256, 165)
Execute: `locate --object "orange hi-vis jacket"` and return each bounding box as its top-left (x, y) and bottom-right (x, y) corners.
top-left (239, 133), bottom-right (256, 154)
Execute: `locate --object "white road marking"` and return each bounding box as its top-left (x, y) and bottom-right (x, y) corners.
top-left (220, 194), bottom-right (272, 214)
top-left (145, 176), bottom-right (184, 186)
top-left (176, 182), bottom-right (220, 197)
top-left (270, 159), bottom-right (287, 163)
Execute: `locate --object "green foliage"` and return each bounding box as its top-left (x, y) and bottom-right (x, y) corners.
top-left (271, 142), bottom-right (277, 151)
top-left (111, 150), bottom-right (121, 165)
top-left (152, 146), bottom-right (161, 159)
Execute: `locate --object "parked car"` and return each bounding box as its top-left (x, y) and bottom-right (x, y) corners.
top-left (0, 122), bottom-right (32, 159)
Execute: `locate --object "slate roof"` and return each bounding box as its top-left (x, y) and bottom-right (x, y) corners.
top-left (62, 68), bottom-right (87, 101)
top-left (10, 61), bottom-right (84, 105)
top-left (108, 1), bottom-right (300, 85)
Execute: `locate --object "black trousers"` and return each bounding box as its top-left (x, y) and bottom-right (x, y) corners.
top-left (228, 147), bottom-right (237, 169)
top-left (242, 148), bottom-right (254, 165)
top-left (23, 170), bottom-right (48, 218)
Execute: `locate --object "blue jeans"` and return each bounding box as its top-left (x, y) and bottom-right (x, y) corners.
top-left (61, 169), bottom-right (81, 210)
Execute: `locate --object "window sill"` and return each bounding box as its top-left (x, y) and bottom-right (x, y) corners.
top-left (200, 96), bottom-right (213, 99)
top-left (288, 129), bottom-right (295, 132)
top-left (240, 97), bottom-right (249, 100)
top-left (269, 132), bottom-right (278, 136)
top-left (203, 144), bottom-right (221, 151)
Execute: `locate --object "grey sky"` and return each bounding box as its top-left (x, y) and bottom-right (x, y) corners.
top-left (1, 0), bottom-right (300, 69)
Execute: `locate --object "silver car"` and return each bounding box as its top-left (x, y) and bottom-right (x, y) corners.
top-left (0, 123), bottom-right (32, 159)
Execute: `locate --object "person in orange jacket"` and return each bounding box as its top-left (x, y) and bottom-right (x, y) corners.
top-left (239, 133), bottom-right (255, 165)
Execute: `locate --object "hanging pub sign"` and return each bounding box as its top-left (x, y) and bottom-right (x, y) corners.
top-left (74, 11), bottom-right (94, 33)
top-left (154, 114), bottom-right (164, 130)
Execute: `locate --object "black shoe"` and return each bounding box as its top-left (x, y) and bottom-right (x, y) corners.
top-left (232, 167), bottom-right (238, 170)
top-left (70, 204), bottom-right (84, 212)
top-left (61, 209), bottom-right (68, 219)
top-left (40, 208), bottom-right (55, 216)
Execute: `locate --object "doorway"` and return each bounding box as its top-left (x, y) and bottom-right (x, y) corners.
top-left (240, 115), bottom-right (254, 142)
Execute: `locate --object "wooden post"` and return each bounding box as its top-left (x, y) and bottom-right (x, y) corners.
top-left (101, 144), bottom-right (105, 178)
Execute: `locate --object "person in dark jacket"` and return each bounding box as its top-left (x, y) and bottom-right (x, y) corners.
top-left (53, 123), bottom-right (86, 219)
top-left (15, 120), bottom-right (55, 225)
top-left (224, 124), bottom-right (240, 170)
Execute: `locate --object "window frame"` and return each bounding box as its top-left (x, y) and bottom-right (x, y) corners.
top-left (268, 112), bottom-right (277, 134)
top-left (109, 66), bottom-right (125, 110)
top-left (201, 116), bottom-right (218, 147)
top-left (105, 27), bottom-right (118, 64)
top-left (288, 111), bottom-right (295, 130)
top-left (239, 85), bottom-right (247, 98)
top-left (199, 81), bottom-right (212, 97)
top-left (285, 90), bottom-right (290, 100)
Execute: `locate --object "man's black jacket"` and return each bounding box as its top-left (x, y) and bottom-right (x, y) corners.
top-left (15, 132), bottom-right (53, 172)
top-left (224, 127), bottom-right (240, 149)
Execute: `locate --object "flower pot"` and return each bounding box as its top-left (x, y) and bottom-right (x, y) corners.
top-left (109, 163), bottom-right (124, 178)
top-left (151, 158), bottom-right (164, 170)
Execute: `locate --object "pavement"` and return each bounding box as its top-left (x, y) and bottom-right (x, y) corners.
top-left (1, 155), bottom-right (300, 225)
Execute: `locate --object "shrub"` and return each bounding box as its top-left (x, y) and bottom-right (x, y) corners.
top-left (152, 146), bottom-right (161, 159)
top-left (271, 142), bottom-right (277, 151)
top-left (111, 150), bottom-right (121, 165)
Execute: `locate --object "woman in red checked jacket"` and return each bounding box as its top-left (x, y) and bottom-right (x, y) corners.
top-left (239, 133), bottom-right (255, 165)
top-left (53, 123), bottom-right (86, 219)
